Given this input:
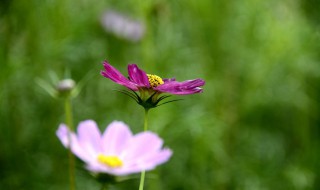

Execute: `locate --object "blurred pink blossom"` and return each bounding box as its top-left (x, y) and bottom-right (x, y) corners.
top-left (101, 11), bottom-right (145, 42)
top-left (56, 120), bottom-right (172, 176)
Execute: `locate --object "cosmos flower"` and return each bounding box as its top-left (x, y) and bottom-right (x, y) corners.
top-left (100, 61), bottom-right (205, 109)
top-left (101, 11), bottom-right (145, 42)
top-left (56, 120), bottom-right (172, 176)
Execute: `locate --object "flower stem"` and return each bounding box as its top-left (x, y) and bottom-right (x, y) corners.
top-left (143, 109), bottom-right (149, 131)
top-left (64, 96), bottom-right (76, 190)
top-left (139, 108), bottom-right (149, 190)
top-left (139, 171), bottom-right (146, 190)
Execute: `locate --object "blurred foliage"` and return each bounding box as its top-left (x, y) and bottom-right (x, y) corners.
top-left (1, 0), bottom-right (320, 189)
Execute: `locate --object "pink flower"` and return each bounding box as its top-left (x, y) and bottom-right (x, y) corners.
top-left (100, 11), bottom-right (145, 42)
top-left (100, 61), bottom-right (205, 109)
top-left (56, 120), bottom-right (172, 176)
top-left (101, 61), bottom-right (205, 95)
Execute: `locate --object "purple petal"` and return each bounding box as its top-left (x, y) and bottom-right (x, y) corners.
top-left (163, 78), bottom-right (176, 83)
top-left (155, 78), bottom-right (205, 95)
top-left (127, 64), bottom-right (150, 88)
top-left (101, 121), bottom-right (133, 155)
top-left (56, 124), bottom-right (94, 162)
top-left (77, 120), bottom-right (102, 156)
top-left (101, 61), bottom-right (138, 90)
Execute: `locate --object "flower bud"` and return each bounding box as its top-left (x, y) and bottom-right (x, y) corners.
top-left (56, 79), bottom-right (76, 96)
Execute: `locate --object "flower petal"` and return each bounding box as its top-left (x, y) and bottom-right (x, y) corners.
top-left (101, 121), bottom-right (133, 155)
top-left (85, 163), bottom-right (110, 174)
top-left (125, 148), bottom-right (172, 172)
top-left (56, 124), bottom-right (94, 162)
top-left (56, 124), bottom-right (71, 147)
top-left (155, 78), bottom-right (205, 95)
top-left (128, 64), bottom-right (150, 87)
top-left (163, 78), bottom-right (176, 83)
top-left (77, 120), bottom-right (102, 157)
top-left (139, 148), bottom-right (172, 169)
top-left (101, 61), bottom-right (138, 90)
top-left (121, 132), bottom-right (164, 161)
top-left (85, 162), bottom-right (126, 176)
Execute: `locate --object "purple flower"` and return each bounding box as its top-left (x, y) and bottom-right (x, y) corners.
top-left (56, 120), bottom-right (172, 176)
top-left (100, 61), bottom-right (205, 109)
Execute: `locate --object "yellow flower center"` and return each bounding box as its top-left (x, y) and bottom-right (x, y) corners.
top-left (97, 154), bottom-right (123, 168)
top-left (147, 74), bottom-right (164, 87)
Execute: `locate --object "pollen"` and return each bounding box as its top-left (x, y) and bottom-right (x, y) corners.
top-left (147, 74), bottom-right (164, 87)
top-left (97, 154), bottom-right (123, 168)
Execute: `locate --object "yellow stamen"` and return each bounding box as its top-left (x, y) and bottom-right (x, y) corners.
top-left (147, 74), bottom-right (164, 87)
top-left (97, 154), bottom-right (123, 168)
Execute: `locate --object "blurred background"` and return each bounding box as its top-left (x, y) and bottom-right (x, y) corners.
top-left (1, 0), bottom-right (320, 189)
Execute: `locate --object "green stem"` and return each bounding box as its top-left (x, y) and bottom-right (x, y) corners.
top-left (143, 109), bottom-right (149, 131)
top-left (139, 171), bottom-right (146, 190)
top-left (139, 109), bottom-right (149, 190)
top-left (65, 97), bottom-right (76, 190)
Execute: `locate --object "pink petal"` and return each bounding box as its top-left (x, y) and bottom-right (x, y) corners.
top-left (101, 61), bottom-right (138, 90)
top-left (56, 124), bottom-right (71, 147)
top-left (86, 163), bottom-right (132, 176)
top-left (77, 120), bottom-right (102, 157)
top-left (127, 64), bottom-right (150, 87)
top-left (155, 78), bottom-right (205, 95)
top-left (163, 78), bottom-right (176, 82)
top-left (101, 121), bottom-right (133, 155)
top-left (56, 124), bottom-right (94, 162)
top-left (122, 132), bottom-right (164, 161)
top-left (120, 148), bottom-right (172, 174)
top-left (138, 148), bottom-right (173, 168)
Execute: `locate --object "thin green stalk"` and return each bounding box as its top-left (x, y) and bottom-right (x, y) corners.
top-left (139, 109), bottom-right (149, 190)
top-left (139, 171), bottom-right (146, 190)
top-left (65, 97), bottom-right (76, 190)
top-left (143, 109), bottom-right (149, 131)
